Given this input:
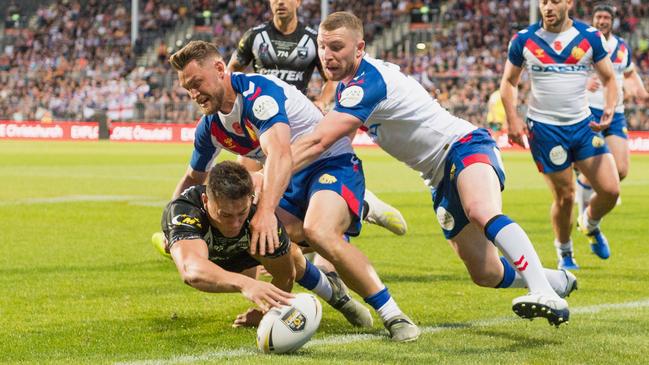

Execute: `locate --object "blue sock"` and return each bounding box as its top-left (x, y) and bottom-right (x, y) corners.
top-left (496, 256), bottom-right (516, 288)
top-left (297, 259), bottom-right (321, 290)
top-left (364, 287), bottom-right (391, 310)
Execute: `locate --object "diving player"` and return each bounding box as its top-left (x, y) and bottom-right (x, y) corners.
top-left (167, 40), bottom-right (420, 341)
top-left (161, 161), bottom-right (371, 327)
top-left (292, 12), bottom-right (577, 327)
top-left (500, 0), bottom-right (620, 270)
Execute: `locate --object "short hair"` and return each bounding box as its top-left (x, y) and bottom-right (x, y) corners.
top-left (593, 2), bottom-right (616, 18)
top-left (320, 11), bottom-right (364, 39)
top-left (205, 161), bottom-right (254, 201)
top-left (169, 40), bottom-right (222, 71)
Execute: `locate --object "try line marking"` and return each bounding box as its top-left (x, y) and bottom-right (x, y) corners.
top-left (116, 298), bottom-right (649, 365)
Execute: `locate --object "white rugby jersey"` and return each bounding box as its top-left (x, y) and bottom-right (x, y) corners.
top-left (190, 73), bottom-right (352, 171)
top-left (586, 35), bottom-right (633, 113)
top-left (333, 55), bottom-right (476, 187)
top-left (508, 20), bottom-right (609, 125)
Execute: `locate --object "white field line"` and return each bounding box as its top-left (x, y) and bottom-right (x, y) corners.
top-left (0, 195), bottom-right (167, 207)
top-left (116, 298), bottom-right (649, 365)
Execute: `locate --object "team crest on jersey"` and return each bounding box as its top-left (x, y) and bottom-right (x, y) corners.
top-left (534, 49), bottom-right (545, 58)
top-left (339, 85), bottom-right (364, 107)
top-left (616, 50), bottom-right (625, 62)
top-left (549, 145), bottom-right (568, 166)
top-left (592, 135), bottom-right (605, 148)
top-left (318, 174), bottom-right (337, 184)
top-left (622, 127), bottom-right (628, 136)
top-left (252, 95), bottom-right (279, 120)
top-left (449, 164), bottom-right (456, 180)
top-left (436, 207), bottom-right (455, 231)
top-left (553, 41), bottom-right (562, 51)
top-left (571, 46), bottom-right (585, 61)
top-left (297, 47), bottom-right (308, 59)
top-left (172, 214), bottom-right (202, 229)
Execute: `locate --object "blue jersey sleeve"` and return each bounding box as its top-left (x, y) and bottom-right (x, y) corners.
top-left (190, 116), bottom-right (220, 171)
top-left (508, 33), bottom-right (526, 67)
top-left (333, 69), bottom-right (387, 123)
top-left (231, 74), bottom-right (289, 135)
top-left (588, 30), bottom-right (608, 64)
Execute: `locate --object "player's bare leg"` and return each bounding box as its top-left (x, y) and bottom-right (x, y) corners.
top-left (457, 163), bottom-right (570, 326)
top-left (574, 153), bottom-right (620, 259)
top-left (542, 168), bottom-right (580, 270)
top-left (295, 191), bottom-right (419, 341)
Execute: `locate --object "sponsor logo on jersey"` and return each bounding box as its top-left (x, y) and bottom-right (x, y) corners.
top-left (622, 127), bottom-right (628, 136)
top-left (616, 50), bottom-right (625, 62)
top-left (259, 68), bottom-right (305, 82)
top-left (592, 135), bottom-right (605, 148)
top-left (281, 308), bottom-right (306, 332)
top-left (436, 206), bottom-right (455, 231)
top-left (252, 95), bottom-right (280, 120)
top-left (530, 64), bottom-right (589, 73)
top-left (534, 49), bottom-right (545, 58)
top-left (339, 85), bottom-right (364, 107)
top-left (297, 47), bottom-right (308, 59)
top-left (318, 174), bottom-right (337, 184)
top-left (571, 46), bottom-right (586, 61)
top-left (172, 214), bottom-right (202, 229)
top-left (549, 145), bottom-right (568, 166)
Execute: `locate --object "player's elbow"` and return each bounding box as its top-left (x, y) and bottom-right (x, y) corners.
top-left (180, 263), bottom-right (207, 288)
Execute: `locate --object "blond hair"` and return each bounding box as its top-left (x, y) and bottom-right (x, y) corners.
top-left (169, 40), bottom-right (221, 71)
top-left (320, 11), bottom-right (364, 39)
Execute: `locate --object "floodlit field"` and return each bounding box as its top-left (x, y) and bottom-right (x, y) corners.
top-left (1, 140), bottom-right (648, 364)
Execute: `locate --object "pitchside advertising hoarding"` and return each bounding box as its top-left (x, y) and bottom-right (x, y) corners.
top-left (2, 120), bottom-right (649, 152)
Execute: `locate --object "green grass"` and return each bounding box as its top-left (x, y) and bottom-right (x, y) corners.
top-left (1, 140), bottom-right (648, 364)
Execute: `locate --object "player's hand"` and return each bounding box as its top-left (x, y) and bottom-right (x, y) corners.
top-left (249, 209), bottom-right (280, 256)
top-left (586, 75), bottom-right (601, 92)
top-left (232, 307), bottom-right (265, 327)
top-left (590, 107), bottom-right (613, 132)
top-left (507, 116), bottom-right (528, 148)
top-left (240, 279), bottom-right (293, 313)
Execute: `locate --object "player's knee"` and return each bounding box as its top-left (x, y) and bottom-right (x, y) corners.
top-left (463, 202), bottom-right (497, 228)
top-left (556, 190), bottom-right (575, 209)
top-left (618, 166), bottom-right (628, 181)
top-left (467, 268), bottom-right (500, 288)
top-left (303, 226), bottom-right (344, 260)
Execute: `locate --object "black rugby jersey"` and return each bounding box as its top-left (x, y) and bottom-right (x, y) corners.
top-left (161, 185), bottom-right (290, 272)
top-left (234, 21), bottom-right (324, 94)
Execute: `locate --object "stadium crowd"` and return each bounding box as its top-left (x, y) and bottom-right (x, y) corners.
top-left (1, 0), bottom-right (648, 130)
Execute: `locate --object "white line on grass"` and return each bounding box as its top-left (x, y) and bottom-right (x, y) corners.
top-left (116, 298), bottom-right (649, 365)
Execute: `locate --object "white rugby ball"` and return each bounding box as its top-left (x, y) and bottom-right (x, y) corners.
top-left (256, 293), bottom-right (322, 354)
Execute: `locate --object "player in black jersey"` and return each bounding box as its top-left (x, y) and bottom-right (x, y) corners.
top-left (228, 0), bottom-right (408, 237)
top-left (157, 161), bottom-right (372, 328)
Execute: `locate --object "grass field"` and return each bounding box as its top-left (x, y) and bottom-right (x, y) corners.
top-left (1, 140), bottom-right (649, 364)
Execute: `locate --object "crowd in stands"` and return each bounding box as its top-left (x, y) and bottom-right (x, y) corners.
top-left (1, 0), bottom-right (648, 131)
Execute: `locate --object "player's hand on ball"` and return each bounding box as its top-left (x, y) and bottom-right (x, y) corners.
top-left (241, 278), bottom-right (293, 312)
top-left (249, 209), bottom-right (280, 256)
top-left (232, 307), bottom-right (265, 327)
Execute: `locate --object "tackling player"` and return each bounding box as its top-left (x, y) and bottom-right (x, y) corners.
top-left (160, 161), bottom-right (371, 327)
top-left (292, 12), bottom-right (577, 327)
top-left (577, 3), bottom-right (649, 253)
top-left (167, 40), bottom-right (419, 341)
top-left (228, 0), bottom-right (407, 236)
top-left (500, 0), bottom-right (620, 270)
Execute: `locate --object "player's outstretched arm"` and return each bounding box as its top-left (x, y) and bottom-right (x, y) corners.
top-left (250, 123), bottom-right (292, 257)
top-left (172, 167), bottom-right (207, 199)
top-left (170, 238), bottom-right (293, 311)
top-left (593, 58), bottom-right (618, 130)
top-left (291, 110), bottom-right (362, 172)
top-left (499, 61), bottom-right (527, 147)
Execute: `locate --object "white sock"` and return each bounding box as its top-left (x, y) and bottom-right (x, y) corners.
top-left (576, 179), bottom-right (593, 219)
top-left (509, 269), bottom-right (569, 297)
top-left (377, 297), bottom-right (402, 322)
top-left (487, 216), bottom-right (557, 296)
top-left (582, 211), bottom-right (601, 233)
top-left (312, 269), bottom-right (333, 302)
top-left (554, 239), bottom-right (574, 260)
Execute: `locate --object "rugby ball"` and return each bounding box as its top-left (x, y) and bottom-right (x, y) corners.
top-left (256, 293), bottom-right (322, 354)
